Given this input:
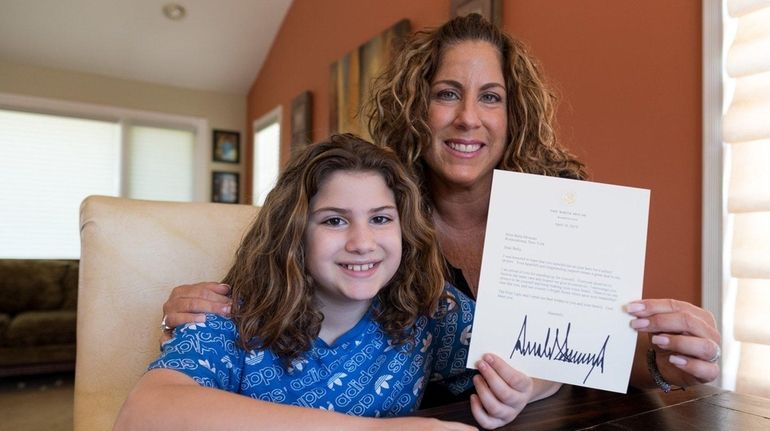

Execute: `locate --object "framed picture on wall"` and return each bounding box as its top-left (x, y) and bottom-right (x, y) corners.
top-left (329, 19), bottom-right (410, 140)
top-left (212, 129), bottom-right (240, 163)
top-left (212, 171), bottom-right (239, 204)
top-left (450, 0), bottom-right (502, 26)
top-left (291, 91), bottom-right (313, 154)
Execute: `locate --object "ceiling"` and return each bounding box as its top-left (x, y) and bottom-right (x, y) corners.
top-left (0, 0), bottom-right (293, 95)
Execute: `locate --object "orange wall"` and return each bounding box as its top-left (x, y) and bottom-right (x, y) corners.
top-left (247, 0), bottom-right (702, 304)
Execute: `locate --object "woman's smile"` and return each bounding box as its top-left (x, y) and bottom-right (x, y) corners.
top-left (444, 138), bottom-right (485, 156)
top-left (425, 40), bottom-right (508, 190)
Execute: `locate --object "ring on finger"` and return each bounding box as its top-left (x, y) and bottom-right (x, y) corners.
top-left (160, 315), bottom-right (172, 332)
top-left (708, 345), bottom-right (721, 363)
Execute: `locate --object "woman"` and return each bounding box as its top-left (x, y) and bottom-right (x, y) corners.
top-left (162, 13), bottom-right (720, 409)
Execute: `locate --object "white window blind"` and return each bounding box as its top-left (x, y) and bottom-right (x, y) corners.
top-left (0, 109), bottom-right (120, 258)
top-left (127, 125), bottom-right (194, 202)
top-left (0, 106), bottom-right (199, 259)
top-left (723, 0), bottom-right (770, 399)
top-left (253, 121), bottom-right (280, 206)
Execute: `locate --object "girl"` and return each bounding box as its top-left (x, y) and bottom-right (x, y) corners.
top-left (114, 134), bottom-right (529, 431)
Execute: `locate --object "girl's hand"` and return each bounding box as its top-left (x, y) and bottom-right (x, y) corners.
top-left (469, 353), bottom-right (533, 429)
top-left (159, 282), bottom-right (231, 342)
top-left (626, 298), bottom-right (721, 386)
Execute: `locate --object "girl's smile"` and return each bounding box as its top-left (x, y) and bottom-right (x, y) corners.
top-left (304, 170), bottom-right (402, 312)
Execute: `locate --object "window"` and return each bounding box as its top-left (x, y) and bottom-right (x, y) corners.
top-left (0, 110), bottom-right (120, 258)
top-left (126, 125), bottom-right (195, 201)
top-left (0, 94), bottom-right (207, 259)
top-left (723, 1), bottom-right (770, 397)
top-left (252, 107), bottom-right (281, 206)
top-left (709, 0), bottom-right (770, 398)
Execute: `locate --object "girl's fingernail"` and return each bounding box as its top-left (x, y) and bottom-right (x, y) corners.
top-left (194, 315), bottom-right (206, 323)
top-left (651, 335), bottom-right (670, 346)
top-left (220, 283), bottom-right (231, 290)
top-left (624, 302), bottom-right (645, 313)
top-left (669, 355), bottom-right (687, 366)
top-left (222, 305), bottom-right (231, 314)
top-left (630, 319), bottom-right (650, 329)
top-left (483, 354), bottom-right (495, 364)
top-left (477, 360), bottom-right (488, 371)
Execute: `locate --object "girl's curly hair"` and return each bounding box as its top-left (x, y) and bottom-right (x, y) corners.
top-left (223, 133), bottom-right (445, 363)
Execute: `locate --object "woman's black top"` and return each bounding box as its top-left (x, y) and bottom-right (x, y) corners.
top-left (419, 260), bottom-right (476, 408)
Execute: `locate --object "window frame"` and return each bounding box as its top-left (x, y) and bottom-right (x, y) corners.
top-left (0, 92), bottom-right (210, 201)
top-left (251, 105), bottom-right (282, 206)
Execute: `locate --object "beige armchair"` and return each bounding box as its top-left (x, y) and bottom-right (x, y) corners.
top-left (74, 196), bottom-right (258, 431)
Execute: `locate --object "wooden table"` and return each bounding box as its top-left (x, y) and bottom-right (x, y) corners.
top-left (414, 384), bottom-right (770, 430)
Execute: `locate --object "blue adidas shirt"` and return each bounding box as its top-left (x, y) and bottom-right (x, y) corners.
top-left (149, 284), bottom-right (476, 417)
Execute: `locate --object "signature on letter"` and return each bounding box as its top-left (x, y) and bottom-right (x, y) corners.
top-left (509, 315), bottom-right (609, 384)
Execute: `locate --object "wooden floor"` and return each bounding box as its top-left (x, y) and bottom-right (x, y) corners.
top-left (0, 372), bottom-right (73, 431)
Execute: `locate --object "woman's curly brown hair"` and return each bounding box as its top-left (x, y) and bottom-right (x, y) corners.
top-left (366, 13), bottom-right (587, 201)
top-left (222, 133), bottom-right (445, 364)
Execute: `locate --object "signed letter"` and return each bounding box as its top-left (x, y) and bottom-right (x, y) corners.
top-left (467, 170), bottom-right (650, 393)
